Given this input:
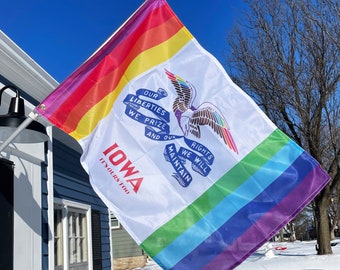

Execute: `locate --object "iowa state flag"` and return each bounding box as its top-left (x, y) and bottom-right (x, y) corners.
top-left (36, 0), bottom-right (330, 269)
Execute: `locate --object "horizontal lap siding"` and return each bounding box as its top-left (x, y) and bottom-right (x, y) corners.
top-left (53, 139), bottom-right (111, 270)
top-left (112, 226), bottom-right (144, 258)
top-left (53, 140), bottom-right (88, 180)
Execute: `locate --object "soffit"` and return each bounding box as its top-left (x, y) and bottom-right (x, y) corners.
top-left (0, 30), bottom-right (58, 103)
top-left (0, 30), bottom-right (82, 153)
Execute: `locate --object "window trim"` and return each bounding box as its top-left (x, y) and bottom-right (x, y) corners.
top-left (54, 198), bottom-right (93, 270)
top-left (54, 207), bottom-right (64, 269)
top-left (109, 212), bottom-right (121, 230)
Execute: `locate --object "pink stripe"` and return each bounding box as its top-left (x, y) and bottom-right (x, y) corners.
top-left (36, 0), bottom-right (165, 118)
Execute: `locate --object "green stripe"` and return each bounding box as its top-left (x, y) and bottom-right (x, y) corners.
top-left (141, 129), bottom-right (290, 257)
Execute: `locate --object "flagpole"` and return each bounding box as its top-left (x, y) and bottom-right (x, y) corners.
top-left (0, 111), bottom-right (38, 153)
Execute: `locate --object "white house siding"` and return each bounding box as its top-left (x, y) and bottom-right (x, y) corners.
top-left (2, 143), bottom-right (45, 270)
top-left (1, 30), bottom-right (112, 270)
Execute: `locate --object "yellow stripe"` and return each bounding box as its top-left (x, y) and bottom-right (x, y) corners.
top-left (70, 27), bottom-right (193, 141)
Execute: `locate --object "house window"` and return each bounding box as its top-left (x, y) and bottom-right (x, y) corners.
top-left (54, 200), bottom-right (93, 270)
top-left (54, 208), bottom-right (63, 269)
top-left (68, 209), bottom-right (88, 266)
top-left (110, 212), bottom-right (121, 229)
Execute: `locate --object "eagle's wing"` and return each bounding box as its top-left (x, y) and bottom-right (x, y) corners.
top-left (190, 106), bottom-right (238, 154)
top-left (165, 69), bottom-right (194, 113)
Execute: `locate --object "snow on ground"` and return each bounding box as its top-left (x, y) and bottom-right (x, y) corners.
top-left (135, 239), bottom-right (340, 270)
top-left (236, 240), bottom-right (340, 270)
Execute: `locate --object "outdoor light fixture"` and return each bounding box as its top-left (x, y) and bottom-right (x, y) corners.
top-left (0, 85), bottom-right (48, 143)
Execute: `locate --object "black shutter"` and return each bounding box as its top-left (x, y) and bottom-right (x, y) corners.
top-left (0, 158), bottom-right (14, 270)
top-left (91, 210), bottom-right (102, 270)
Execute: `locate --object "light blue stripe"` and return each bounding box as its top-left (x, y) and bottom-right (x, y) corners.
top-left (153, 139), bottom-right (303, 268)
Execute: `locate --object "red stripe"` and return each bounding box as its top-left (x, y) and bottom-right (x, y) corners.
top-left (50, 4), bottom-right (179, 129)
top-left (62, 16), bottom-right (183, 133)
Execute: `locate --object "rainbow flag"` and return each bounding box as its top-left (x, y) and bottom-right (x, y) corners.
top-left (36, 0), bottom-right (330, 269)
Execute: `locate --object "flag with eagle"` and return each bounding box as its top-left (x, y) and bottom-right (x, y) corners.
top-left (36, 0), bottom-right (330, 269)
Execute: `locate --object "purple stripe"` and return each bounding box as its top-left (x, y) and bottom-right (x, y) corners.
top-left (205, 165), bottom-right (329, 270)
top-left (170, 152), bottom-right (329, 270)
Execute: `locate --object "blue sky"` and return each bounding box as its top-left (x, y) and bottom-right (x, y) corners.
top-left (1, 0), bottom-right (246, 82)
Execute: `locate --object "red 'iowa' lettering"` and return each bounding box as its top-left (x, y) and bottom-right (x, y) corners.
top-left (103, 143), bottom-right (143, 193)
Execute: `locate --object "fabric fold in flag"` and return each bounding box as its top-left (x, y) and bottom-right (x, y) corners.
top-left (36, 0), bottom-right (330, 269)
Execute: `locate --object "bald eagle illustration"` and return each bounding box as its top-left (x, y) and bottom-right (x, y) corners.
top-left (165, 69), bottom-right (238, 154)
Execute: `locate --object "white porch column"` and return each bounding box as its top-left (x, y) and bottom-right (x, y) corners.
top-left (2, 142), bottom-right (45, 270)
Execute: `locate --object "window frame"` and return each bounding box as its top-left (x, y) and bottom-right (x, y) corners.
top-left (109, 212), bottom-right (121, 230)
top-left (54, 206), bottom-right (64, 269)
top-left (54, 198), bottom-right (93, 270)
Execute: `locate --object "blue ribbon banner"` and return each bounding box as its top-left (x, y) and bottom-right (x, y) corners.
top-left (123, 88), bottom-right (215, 187)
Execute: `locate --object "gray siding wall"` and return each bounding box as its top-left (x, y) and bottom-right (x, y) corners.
top-left (53, 139), bottom-right (111, 270)
top-left (112, 226), bottom-right (144, 258)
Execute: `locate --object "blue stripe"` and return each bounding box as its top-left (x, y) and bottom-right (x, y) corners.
top-left (172, 151), bottom-right (317, 269)
top-left (153, 139), bottom-right (303, 268)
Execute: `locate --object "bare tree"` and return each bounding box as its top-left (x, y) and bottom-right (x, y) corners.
top-left (329, 184), bottom-right (340, 239)
top-left (227, 0), bottom-right (340, 254)
top-left (293, 206), bottom-right (315, 241)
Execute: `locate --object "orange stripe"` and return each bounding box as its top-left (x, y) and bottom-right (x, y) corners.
top-left (49, 4), bottom-right (176, 127)
top-left (61, 16), bottom-right (183, 133)
top-left (70, 27), bottom-right (193, 140)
